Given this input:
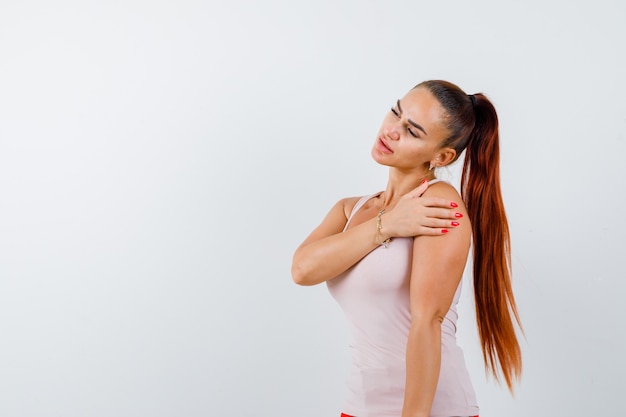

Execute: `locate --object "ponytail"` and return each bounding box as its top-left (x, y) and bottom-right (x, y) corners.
top-left (416, 80), bottom-right (522, 392)
top-left (460, 94), bottom-right (523, 391)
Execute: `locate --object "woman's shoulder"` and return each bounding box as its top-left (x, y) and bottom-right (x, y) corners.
top-left (338, 192), bottom-right (381, 220)
top-left (422, 180), bottom-right (466, 210)
top-left (423, 180), bottom-right (461, 198)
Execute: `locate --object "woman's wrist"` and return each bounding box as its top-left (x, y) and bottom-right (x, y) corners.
top-left (375, 210), bottom-right (392, 247)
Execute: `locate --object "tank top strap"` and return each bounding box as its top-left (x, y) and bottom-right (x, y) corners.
top-left (343, 192), bottom-right (381, 232)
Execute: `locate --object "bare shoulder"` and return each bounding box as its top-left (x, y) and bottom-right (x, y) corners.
top-left (422, 181), bottom-right (466, 210)
top-left (339, 195), bottom-right (364, 219)
top-left (295, 195), bottom-right (364, 250)
top-left (418, 181), bottom-right (470, 238)
top-left (314, 195), bottom-right (363, 233)
top-left (422, 180), bottom-right (460, 198)
top-left (315, 192), bottom-right (380, 234)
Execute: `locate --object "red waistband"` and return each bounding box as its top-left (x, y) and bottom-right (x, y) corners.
top-left (341, 414), bottom-right (477, 417)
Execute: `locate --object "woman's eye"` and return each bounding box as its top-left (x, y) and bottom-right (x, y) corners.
top-left (408, 128), bottom-right (419, 138)
top-left (391, 107), bottom-right (400, 117)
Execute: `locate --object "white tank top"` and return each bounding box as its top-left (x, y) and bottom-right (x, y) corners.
top-left (327, 181), bottom-right (479, 417)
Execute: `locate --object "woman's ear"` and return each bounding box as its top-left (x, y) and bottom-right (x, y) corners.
top-left (431, 147), bottom-right (457, 168)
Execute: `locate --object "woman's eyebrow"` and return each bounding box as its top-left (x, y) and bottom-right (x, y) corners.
top-left (397, 99), bottom-right (428, 136)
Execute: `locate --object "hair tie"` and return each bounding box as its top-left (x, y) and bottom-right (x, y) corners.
top-left (469, 94), bottom-right (477, 108)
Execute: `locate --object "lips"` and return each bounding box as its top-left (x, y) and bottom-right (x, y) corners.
top-left (377, 137), bottom-right (393, 154)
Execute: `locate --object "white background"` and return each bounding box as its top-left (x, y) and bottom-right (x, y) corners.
top-left (1, 1), bottom-right (625, 416)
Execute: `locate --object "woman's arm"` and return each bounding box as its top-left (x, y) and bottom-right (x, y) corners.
top-left (401, 183), bottom-right (472, 417)
top-left (292, 182), bottom-right (462, 286)
top-left (291, 196), bottom-right (381, 286)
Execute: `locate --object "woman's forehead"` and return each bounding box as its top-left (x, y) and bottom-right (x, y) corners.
top-left (400, 88), bottom-right (448, 135)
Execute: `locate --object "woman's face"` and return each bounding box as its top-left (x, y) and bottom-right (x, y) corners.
top-left (371, 87), bottom-right (450, 172)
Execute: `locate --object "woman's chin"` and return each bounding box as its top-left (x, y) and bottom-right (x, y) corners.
top-left (371, 147), bottom-right (390, 165)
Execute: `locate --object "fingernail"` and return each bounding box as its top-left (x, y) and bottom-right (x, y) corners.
top-left (441, 229), bottom-right (449, 234)
top-left (455, 212), bottom-right (463, 218)
top-left (451, 221), bottom-right (460, 226)
top-left (421, 179), bottom-right (428, 184)
top-left (450, 202), bottom-right (458, 208)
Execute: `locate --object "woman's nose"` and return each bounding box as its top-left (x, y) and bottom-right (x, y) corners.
top-left (384, 128), bottom-right (400, 141)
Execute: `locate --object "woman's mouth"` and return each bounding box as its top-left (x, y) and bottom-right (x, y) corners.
top-left (376, 137), bottom-right (393, 154)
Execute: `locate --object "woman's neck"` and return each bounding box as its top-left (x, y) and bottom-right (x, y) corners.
top-left (380, 168), bottom-right (434, 209)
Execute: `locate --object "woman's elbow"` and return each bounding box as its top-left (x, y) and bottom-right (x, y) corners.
top-left (291, 259), bottom-right (315, 286)
top-left (291, 263), bottom-right (306, 285)
top-left (410, 308), bottom-right (447, 327)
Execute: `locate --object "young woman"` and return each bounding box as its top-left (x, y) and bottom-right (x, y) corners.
top-left (291, 80), bottom-right (522, 417)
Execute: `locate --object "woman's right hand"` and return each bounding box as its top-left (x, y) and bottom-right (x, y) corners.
top-left (380, 181), bottom-right (462, 239)
top-left (292, 180), bottom-right (463, 286)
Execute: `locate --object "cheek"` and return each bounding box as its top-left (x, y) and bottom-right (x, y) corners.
top-left (401, 141), bottom-right (434, 161)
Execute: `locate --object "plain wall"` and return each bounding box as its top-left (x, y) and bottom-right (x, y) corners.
top-left (1, 0), bottom-right (625, 416)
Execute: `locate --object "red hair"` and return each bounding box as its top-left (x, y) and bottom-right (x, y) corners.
top-left (418, 80), bottom-right (523, 391)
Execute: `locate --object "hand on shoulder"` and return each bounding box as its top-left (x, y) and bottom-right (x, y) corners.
top-left (418, 180), bottom-right (469, 236)
top-left (383, 181), bottom-right (465, 238)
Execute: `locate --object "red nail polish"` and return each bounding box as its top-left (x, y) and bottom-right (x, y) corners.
top-left (441, 229), bottom-right (449, 234)
top-left (455, 212), bottom-right (463, 218)
top-left (421, 179), bottom-right (428, 184)
top-left (451, 221), bottom-right (460, 227)
top-left (450, 202), bottom-right (458, 208)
